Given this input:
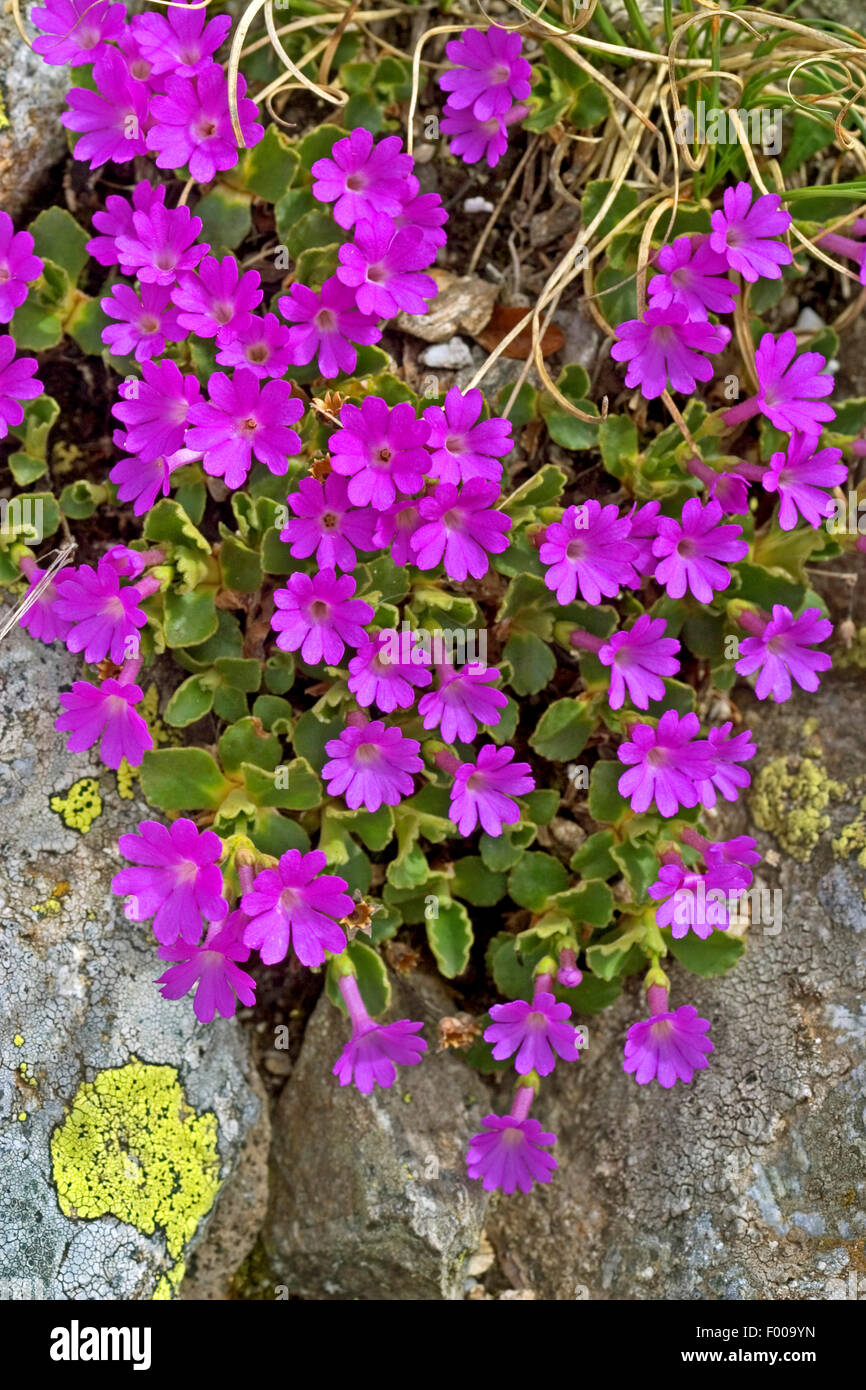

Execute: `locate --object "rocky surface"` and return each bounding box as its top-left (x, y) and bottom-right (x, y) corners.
top-left (0, 622), bottom-right (266, 1300)
top-left (0, 10), bottom-right (69, 220)
top-left (485, 675), bottom-right (866, 1300)
top-left (263, 970), bottom-right (493, 1300)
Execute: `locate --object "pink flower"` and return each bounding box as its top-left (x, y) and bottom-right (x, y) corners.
top-left (598, 614), bottom-right (681, 710)
top-left (371, 498), bottom-right (422, 565)
top-left (100, 282), bottom-right (185, 362)
top-left (88, 181), bottom-right (167, 273)
top-left (55, 677), bottom-right (153, 769)
top-left (725, 331), bottom-right (835, 436)
top-left (17, 558), bottom-right (75, 645)
top-left (130, 4), bottom-right (232, 78)
top-left (0, 335), bottom-right (43, 438)
top-left (170, 254), bottom-right (263, 343)
top-left (215, 312), bottom-right (293, 379)
top-left (485, 986), bottom-right (580, 1076)
top-left (240, 848), bottom-right (352, 966)
top-left (271, 569), bottom-right (373, 666)
top-left (649, 857), bottom-right (747, 939)
top-left (311, 128), bottom-right (414, 230)
top-left (62, 51), bottom-right (150, 170)
top-left (186, 369), bottom-right (304, 490)
top-left (761, 432), bottom-right (847, 530)
top-left (336, 215), bottom-right (437, 318)
top-left (109, 444), bottom-right (195, 516)
top-left (347, 630), bottom-right (432, 712)
top-left (281, 473), bottom-right (376, 573)
top-left (617, 710), bottom-right (714, 818)
top-left (735, 605), bottom-right (833, 703)
top-left (393, 175), bottom-right (449, 257)
top-left (440, 25), bottom-right (531, 120)
top-left (115, 201), bottom-right (208, 286)
top-left (417, 661), bottom-right (508, 743)
top-left (333, 972), bottom-right (426, 1094)
top-left (652, 497), bottom-right (748, 603)
top-left (696, 723), bottom-right (756, 806)
top-left (440, 102), bottom-right (527, 168)
top-left (624, 986), bottom-right (713, 1088)
top-left (540, 499), bottom-right (638, 605)
top-left (329, 395), bottom-right (431, 510)
top-left (32, 0), bottom-right (125, 67)
top-left (423, 386), bottom-right (512, 485)
top-left (112, 358), bottom-right (201, 462)
top-left (467, 1085), bottom-right (557, 1194)
top-left (53, 558), bottom-right (148, 665)
top-left (113, 816), bottom-right (228, 945)
top-left (157, 914), bottom-right (257, 1023)
top-left (147, 69), bottom-right (262, 182)
top-left (449, 743), bottom-right (534, 836)
top-left (709, 181), bottom-right (792, 282)
top-left (322, 719), bottom-right (423, 811)
top-left (647, 234), bottom-right (739, 321)
top-left (278, 276), bottom-right (381, 380)
top-left (611, 304), bottom-right (730, 400)
top-left (411, 479), bottom-right (511, 580)
top-left (0, 212), bottom-right (43, 324)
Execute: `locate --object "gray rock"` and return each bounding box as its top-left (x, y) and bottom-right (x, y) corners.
top-left (0, 9), bottom-right (69, 220)
top-left (485, 675), bottom-right (866, 1300)
top-left (0, 623), bottom-right (265, 1300)
top-left (264, 971), bottom-right (492, 1300)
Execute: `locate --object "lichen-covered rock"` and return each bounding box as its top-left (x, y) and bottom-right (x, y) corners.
top-left (484, 675), bottom-right (866, 1300)
top-left (0, 11), bottom-right (69, 220)
top-left (264, 971), bottom-right (492, 1300)
top-left (0, 624), bottom-right (265, 1300)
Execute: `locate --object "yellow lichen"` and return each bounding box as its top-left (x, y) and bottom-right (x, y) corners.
top-left (51, 1060), bottom-right (221, 1287)
top-left (13, 1035), bottom-right (23, 1047)
top-left (116, 758), bottom-right (137, 800)
top-left (49, 777), bottom-right (103, 833)
top-left (749, 756), bottom-right (845, 862)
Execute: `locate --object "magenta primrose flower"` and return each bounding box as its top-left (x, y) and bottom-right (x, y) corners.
top-left (333, 972), bottom-right (427, 1094)
top-left (417, 661), bottom-right (508, 744)
top-left (540, 499), bottom-right (638, 605)
top-left (55, 677), bottom-right (153, 769)
top-left (624, 498), bottom-right (662, 576)
top-left (157, 914), bottom-right (257, 1024)
top-left (371, 498), bottom-right (422, 566)
top-left (440, 103), bottom-right (527, 169)
top-left (347, 630), bottom-right (432, 713)
top-left (611, 304), bottom-right (730, 400)
top-left (735, 604), bottom-right (833, 703)
top-left (112, 358), bottom-right (201, 462)
top-left (423, 386), bottom-right (513, 485)
top-left (112, 817), bottom-right (228, 945)
top-left (100, 282), bottom-right (185, 362)
top-left (652, 497), bottom-right (748, 603)
top-left (17, 558), bottom-right (75, 645)
top-left (725, 331), bottom-right (835, 436)
top-left (647, 234), bottom-right (739, 321)
top-left (88, 181), bottom-right (166, 272)
top-left (62, 50), bottom-right (150, 170)
top-left (449, 743), bottom-right (535, 837)
top-left (53, 559), bottom-right (149, 665)
top-left (329, 396), bottom-right (430, 510)
top-left (186, 369), bottom-right (303, 490)
top-left (394, 175), bottom-right (449, 255)
top-left (0, 212), bottom-right (43, 323)
top-left (170, 255), bottom-right (263, 343)
top-left (704, 833), bottom-right (761, 879)
top-left (467, 1084), bottom-right (557, 1195)
top-left (649, 857), bottom-right (748, 939)
top-left (279, 277), bottom-right (381, 380)
top-left (598, 614), bottom-right (681, 710)
top-left (485, 983), bottom-right (581, 1076)
top-left (623, 985), bottom-right (713, 1089)
top-left (281, 473), bottom-right (376, 573)
top-left (32, 0), bottom-right (125, 67)
top-left (762, 432), bottom-right (847, 530)
top-left (0, 335), bottom-right (43, 438)
top-left (216, 312), bottom-right (293, 379)
top-left (240, 849), bottom-right (353, 967)
top-left (412, 479), bottom-right (511, 580)
top-left (709, 181), bottom-right (793, 282)
top-left (617, 709), bottom-right (714, 817)
top-left (322, 719), bottom-right (423, 812)
top-left (697, 723), bottom-right (756, 806)
top-left (130, 4), bottom-right (232, 78)
top-left (440, 26), bottom-right (532, 121)
top-left (147, 70), bottom-right (262, 182)
top-left (311, 128), bottom-right (414, 230)
top-left (109, 444), bottom-right (195, 516)
top-left (271, 570), bottom-right (373, 667)
top-left (336, 216), bottom-right (437, 318)
top-left (115, 201), bottom-right (208, 286)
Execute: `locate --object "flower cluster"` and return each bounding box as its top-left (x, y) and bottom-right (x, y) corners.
top-left (439, 26), bottom-right (530, 168)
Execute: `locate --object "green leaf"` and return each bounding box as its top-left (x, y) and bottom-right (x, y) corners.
top-left (585, 920), bottom-right (646, 981)
top-left (588, 761), bottom-right (628, 824)
top-left (218, 716), bottom-right (282, 775)
top-left (8, 452), bottom-right (46, 486)
top-left (327, 940), bottom-right (391, 1017)
top-left (163, 675), bottom-right (215, 728)
top-left (549, 878), bottom-right (614, 928)
top-left (194, 186), bottom-right (252, 253)
top-left (529, 697), bottom-right (594, 761)
top-left (522, 789), bottom-right (559, 824)
top-left (486, 930), bottom-right (542, 1000)
top-left (214, 656), bottom-right (262, 692)
top-left (29, 207), bottom-right (90, 282)
top-left (570, 829), bottom-right (617, 879)
top-left (243, 756), bottom-right (321, 810)
top-left (508, 852), bottom-right (569, 910)
top-left (480, 827), bottom-right (527, 872)
top-left (249, 808), bottom-right (310, 858)
top-left (251, 694), bottom-right (293, 733)
top-left (599, 415), bottom-right (639, 480)
top-left (329, 803), bottom-right (394, 852)
top-left (609, 841), bottom-right (658, 901)
top-left (502, 630), bottom-right (555, 696)
top-left (558, 971), bottom-right (622, 1013)
top-left (582, 180), bottom-right (639, 240)
top-left (65, 293), bottom-right (108, 356)
top-left (451, 856), bottom-right (508, 906)
top-left (140, 748), bottom-right (232, 811)
top-left (296, 123), bottom-right (343, 169)
top-left (291, 708), bottom-right (342, 770)
top-left (164, 588), bottom-right (218, 648)
top-left (59, 479), bottom-right (107, 519)
top-left (219, 532), bottom-right (262, 593)
top-left (427, 899), bottom-right (473, 978)
top-left (239, 123), bottom-right (300, 201)
top-left (667, 928), bottom-right (745, 977)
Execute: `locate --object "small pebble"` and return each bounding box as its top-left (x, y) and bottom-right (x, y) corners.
top-left (464, 196), bottom-right (494, 214)
top-left (263, 1052), bottom-right (292, 1076)
top-left (420, 336), bottom-right (474, 369)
